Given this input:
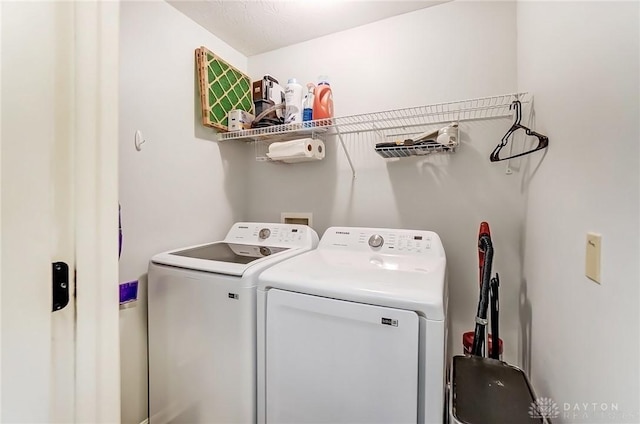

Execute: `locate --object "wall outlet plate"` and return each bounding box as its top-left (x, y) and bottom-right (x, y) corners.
top-left (585, 232), bottom-right (601, 283)
top-left (281, 212), bottom-right (313, 227)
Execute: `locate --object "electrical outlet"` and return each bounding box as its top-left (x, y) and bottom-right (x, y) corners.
top-left (585, 233), bottom-right (601, 283)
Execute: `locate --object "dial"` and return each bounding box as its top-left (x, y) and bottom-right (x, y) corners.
top-left (259, 247), bottom-right (272, 256)
top-left (368, 234), bottom-right (384, 248)
top-left (259, 228), bottom-right (271, 240)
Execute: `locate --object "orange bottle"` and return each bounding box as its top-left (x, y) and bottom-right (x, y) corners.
top-left (313, 76), bottom-right (333, 121)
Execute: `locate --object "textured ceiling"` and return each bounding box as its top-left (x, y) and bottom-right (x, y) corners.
top-left (168, 0), bottom-right (449, 56)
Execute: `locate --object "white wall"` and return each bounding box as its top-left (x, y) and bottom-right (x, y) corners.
top-left (518, 1), bottom-right (640, 421)
top-left (118, 2), bottom-right (249, 423)
top-left (248, 1), bottom-right (524, 362)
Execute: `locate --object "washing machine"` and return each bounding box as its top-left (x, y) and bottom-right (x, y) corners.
top-left (257, 226), bottom-right (448, 424)
top-left (148, 222), bottom-right (319, 424)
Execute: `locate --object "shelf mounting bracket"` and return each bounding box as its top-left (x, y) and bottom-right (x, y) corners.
top-left (335, 126), bottom-right (356, 179)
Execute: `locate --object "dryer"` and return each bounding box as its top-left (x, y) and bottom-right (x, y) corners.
top-left (257, 226), bottom-right (448, 424)
top-left (148, 222), bottom-right (319, 424)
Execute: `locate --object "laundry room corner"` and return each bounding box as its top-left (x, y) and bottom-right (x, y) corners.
top-left (114, 0), bottom-right (640, 423)
top-left (117, 2), bottom-right (252, 422)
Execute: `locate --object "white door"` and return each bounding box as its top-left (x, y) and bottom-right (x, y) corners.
top-left (265, 289), bottom-right (420, 424)
top-left (0, 1), bottom-right (120, 422)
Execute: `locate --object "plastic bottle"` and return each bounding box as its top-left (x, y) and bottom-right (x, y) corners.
top-left (437, 123), bottom-right (459, 147)
top-left (303, 83), bottom-right (315, 123)
top-left (284, 78), bottom-right (304, 124)
top-left (313, 75), bottom-right (334, 121)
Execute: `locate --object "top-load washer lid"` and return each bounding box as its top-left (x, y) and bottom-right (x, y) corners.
top-left (170, 242), bottom-right (289, 264)
top-left (258, 226), bottom-right (447, 320)
top-left (151, 222), bottom-right (319, 276)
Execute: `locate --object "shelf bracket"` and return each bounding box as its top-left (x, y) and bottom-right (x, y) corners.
top-left (335, 126), bottom-right (356, 179)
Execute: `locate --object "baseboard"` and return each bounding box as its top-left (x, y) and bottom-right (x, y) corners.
top-left (139, 419), bottom-right (149, 424)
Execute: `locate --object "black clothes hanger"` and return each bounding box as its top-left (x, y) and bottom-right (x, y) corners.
top-left (490, 100), bottom-right (548, 162)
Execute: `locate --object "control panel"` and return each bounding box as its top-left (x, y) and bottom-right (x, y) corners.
top-left (319, 227), bottom-right (444, 256)
top-left (225, 222), bottom-right (316, 247)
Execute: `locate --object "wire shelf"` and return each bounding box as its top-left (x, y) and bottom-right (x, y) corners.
top-left (374, 142), bottom-right (456, 159)
top-left (217, 92), bottom-right (530, 142)
top-left (220, 124), bottom-right (329, 143)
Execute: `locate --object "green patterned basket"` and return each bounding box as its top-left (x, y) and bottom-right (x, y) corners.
top-left (196, 47), bottom-right (253, 132)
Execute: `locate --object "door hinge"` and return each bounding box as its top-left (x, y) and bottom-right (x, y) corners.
top-left (52, 262), bottom-right (70, 312)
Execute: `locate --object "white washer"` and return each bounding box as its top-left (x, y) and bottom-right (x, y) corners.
top-left (148, 222), bottom-right (319, 424)
top-left (257, 226), bottom-right (448, 424)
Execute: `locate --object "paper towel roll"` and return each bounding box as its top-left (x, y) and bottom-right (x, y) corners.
top-left (267, 138), bottom-right (325, 163)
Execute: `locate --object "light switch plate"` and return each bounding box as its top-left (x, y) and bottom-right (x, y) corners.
top-left (585, 233), bottom-right (601, 283)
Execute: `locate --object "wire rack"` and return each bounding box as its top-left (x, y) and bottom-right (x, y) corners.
top-left (217, 92), bottom-right (530, 142)
top-left (218, 92), bottom-right (530, 178)
top-left (374, 143), bottom-right (455, 159)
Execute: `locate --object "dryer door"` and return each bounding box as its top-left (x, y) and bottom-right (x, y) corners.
top-left (265, 289), bottom-right (419, 424)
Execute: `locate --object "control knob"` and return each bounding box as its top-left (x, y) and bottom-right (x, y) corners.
top-left (259, 228), bottom-right (271, 240)
top-left (368, 234), bottom-right (384, 248)
top-left (259, 247), bottom-right (272, 256)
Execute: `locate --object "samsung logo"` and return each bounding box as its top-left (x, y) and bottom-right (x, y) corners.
top-left (238, 226), bottom-right (249, 229)
top-left (381, 318), bottom-right (398, 327)
top-left (335, 231), bottom-right (350, 235)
